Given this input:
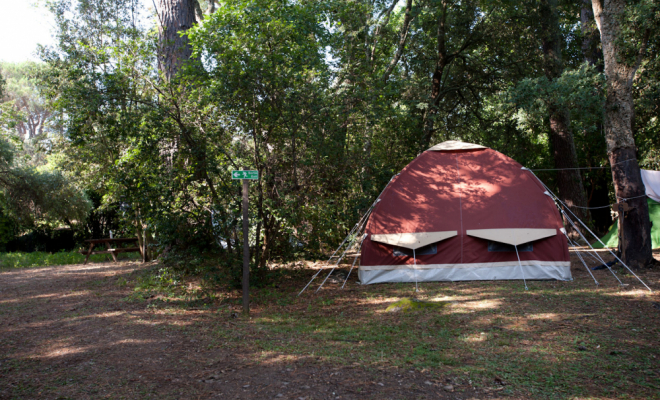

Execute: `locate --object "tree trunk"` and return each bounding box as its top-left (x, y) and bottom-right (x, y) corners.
top-left (591, 0), bottom-right (653, 268)
top-left (421, 0), bottom-right (448, 150)
top-left (157, 0), bottom-right (197, 81)
top-left (539, 0), bottom-right (591, 229)
top-left (548, 107), bottom-right (591, 226)
top-left (580, 0), bottom-right (602, 67)
top-left (579, 0), bottom-right (612, 232)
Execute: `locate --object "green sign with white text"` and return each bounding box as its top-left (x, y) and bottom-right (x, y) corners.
top-left (232, 170), bottom-right (259, 180)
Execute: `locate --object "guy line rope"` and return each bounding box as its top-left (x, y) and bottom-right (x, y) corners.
top-left (300, 165), bottom-right (653, 297)
top-left (298, 175), bottom-right (396, 296)
top-left (523, 167), bottom-right (653, 293)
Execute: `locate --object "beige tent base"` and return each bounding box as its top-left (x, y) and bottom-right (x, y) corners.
top-left (358, 261), bottom-right (571, 284)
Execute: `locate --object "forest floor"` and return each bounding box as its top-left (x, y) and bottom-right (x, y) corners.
top-left (1, 250), bottom-right (659, 400)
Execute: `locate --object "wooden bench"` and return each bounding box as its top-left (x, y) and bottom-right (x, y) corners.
top-left (79, 238), bottom-right (142, 264)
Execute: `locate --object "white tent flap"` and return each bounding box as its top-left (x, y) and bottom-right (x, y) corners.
top-left (371, 231), bottom-right (458, 250)
top-left (641, 169), bottom-right (660, 203)
top-left (427, 141), bottom-right (486, 151)
top-left (466, 228), bottom-right (556, 246)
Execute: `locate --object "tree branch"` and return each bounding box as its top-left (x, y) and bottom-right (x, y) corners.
top-left (381, 0), bottom-right (414, 82)
top-left (370, 0), bottom-right (399, 64)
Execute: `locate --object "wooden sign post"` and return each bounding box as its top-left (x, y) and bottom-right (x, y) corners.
top-left (232, 169), bottom-right (259, 315)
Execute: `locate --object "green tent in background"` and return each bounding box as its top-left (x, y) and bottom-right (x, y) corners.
top-left (593, 198), bottom-right (660, 249)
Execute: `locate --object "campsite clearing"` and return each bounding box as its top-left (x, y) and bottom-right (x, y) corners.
top-left (1, 252), bottom-right (659, 399)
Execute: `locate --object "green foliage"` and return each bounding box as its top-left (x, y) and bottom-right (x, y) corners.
top-left (634, 8), bottom-right (660, 170)
top-left (0, 250), bottom-right (131, 269)
top-left (0, 137), bottom-right (91, 227)
top-left (0, 62), bottom-right (53, 164)
top-left (613, 0), bottom-right (659, 66)
top-left (0, 209), bottom-right (17, 251)
top-left (31, 0), bottom-right (659, 286)
top-left (503, 64), bottom-right (605, 134)
top-left (0, 60), bottom-right (91, 232)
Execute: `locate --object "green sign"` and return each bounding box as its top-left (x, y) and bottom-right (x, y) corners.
top-left (232, 170), bottom-right (259, 180)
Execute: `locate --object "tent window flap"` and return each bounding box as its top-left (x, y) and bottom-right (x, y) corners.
top-left (371, 231), bottom-right (458, 250)
top-left (466, 228), bottom-right (556, 246)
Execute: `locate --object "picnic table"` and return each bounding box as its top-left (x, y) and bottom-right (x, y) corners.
top-left (80, 238), bottom-right (142, 264)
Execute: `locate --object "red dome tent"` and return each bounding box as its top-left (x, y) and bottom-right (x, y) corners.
top-left (359, 141), bottom-right (571, 285)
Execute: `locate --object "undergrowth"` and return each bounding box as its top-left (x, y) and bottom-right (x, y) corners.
top-left (126, 253), bottom-right (309, 307)
top-left (0, 251), bottom-right (139, 269)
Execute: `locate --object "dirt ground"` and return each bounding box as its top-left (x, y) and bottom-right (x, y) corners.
top-left (0, 261), bottom-right (499, 400)
top-left (1, 250), bottom-right (659, 400)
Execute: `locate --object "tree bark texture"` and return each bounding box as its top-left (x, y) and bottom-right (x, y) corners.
top-left (539, 0), bottom-right (591, 227)
top-left (608, 147), bottom-right (652, 267)
top-left (591, 0), bottom-right (653, 268)
top-left (157, 0), bottom-right (197, 81)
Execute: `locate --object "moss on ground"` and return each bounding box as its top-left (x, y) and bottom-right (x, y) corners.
top-left (385, 297), bottom-right (449, 312)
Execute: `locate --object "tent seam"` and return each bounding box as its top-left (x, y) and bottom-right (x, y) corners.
top-left (455, 154), bottom-right (464, 264)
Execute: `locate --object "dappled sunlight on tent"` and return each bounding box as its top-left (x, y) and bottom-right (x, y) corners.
top-left (360, 141), bottom-right (571, 285)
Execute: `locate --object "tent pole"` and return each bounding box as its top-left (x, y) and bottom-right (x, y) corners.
top-left (299, 174), bottom-right (396, 296)
top-left (413, 248), bottom-right (418, 293)
top-left (514, 245), bottom-right (528, 291)
top-left (316, 207), bottom-right (373, 293)
top-left (298, 205), bottom-right (374, 297)
top-left (342, 234), bottom-right (367, 289)
top-left (564, 234), bottom-right (599, 285)
top-left (560, 208), bottom-right (623, 285)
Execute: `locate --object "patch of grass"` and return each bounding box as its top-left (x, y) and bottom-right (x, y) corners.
top-left (101, 255), bottom-right (660, 399)
top-left (201, 266), bottom-right (660, 399)
top-left (0, 250), bottom-right (138, 269)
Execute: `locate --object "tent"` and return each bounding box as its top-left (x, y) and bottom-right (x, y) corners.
top-left (359, 141), bottom-right (571, 285)
top-left (593, 169), bottom-right (660, 250)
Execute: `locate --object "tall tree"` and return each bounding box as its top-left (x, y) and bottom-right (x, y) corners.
top-left (577, 0), bottom-right (612, 233)
top-left (0, 62), bottom-right (52, 142)
top-left (412, 0), bottom-right (520, 150)
top-left (591, 0), bottom-right (654, 268)
top-left (538, 0), bottom-right (591, 228)
top-left (157, 0), bottom-right (198, 80)
top-left (580, 0), bottom-right (602, 66)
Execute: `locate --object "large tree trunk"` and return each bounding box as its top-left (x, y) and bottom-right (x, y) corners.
top-left (539, 0), bottom-right (591, 229)
top-left (157, 0), bottom-right (197, 81)
top-left (591, 0), bottom-right (653, 268)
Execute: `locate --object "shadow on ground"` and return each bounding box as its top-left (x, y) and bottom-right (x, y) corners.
top-left (0, 251), bottom-right (659, 399)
